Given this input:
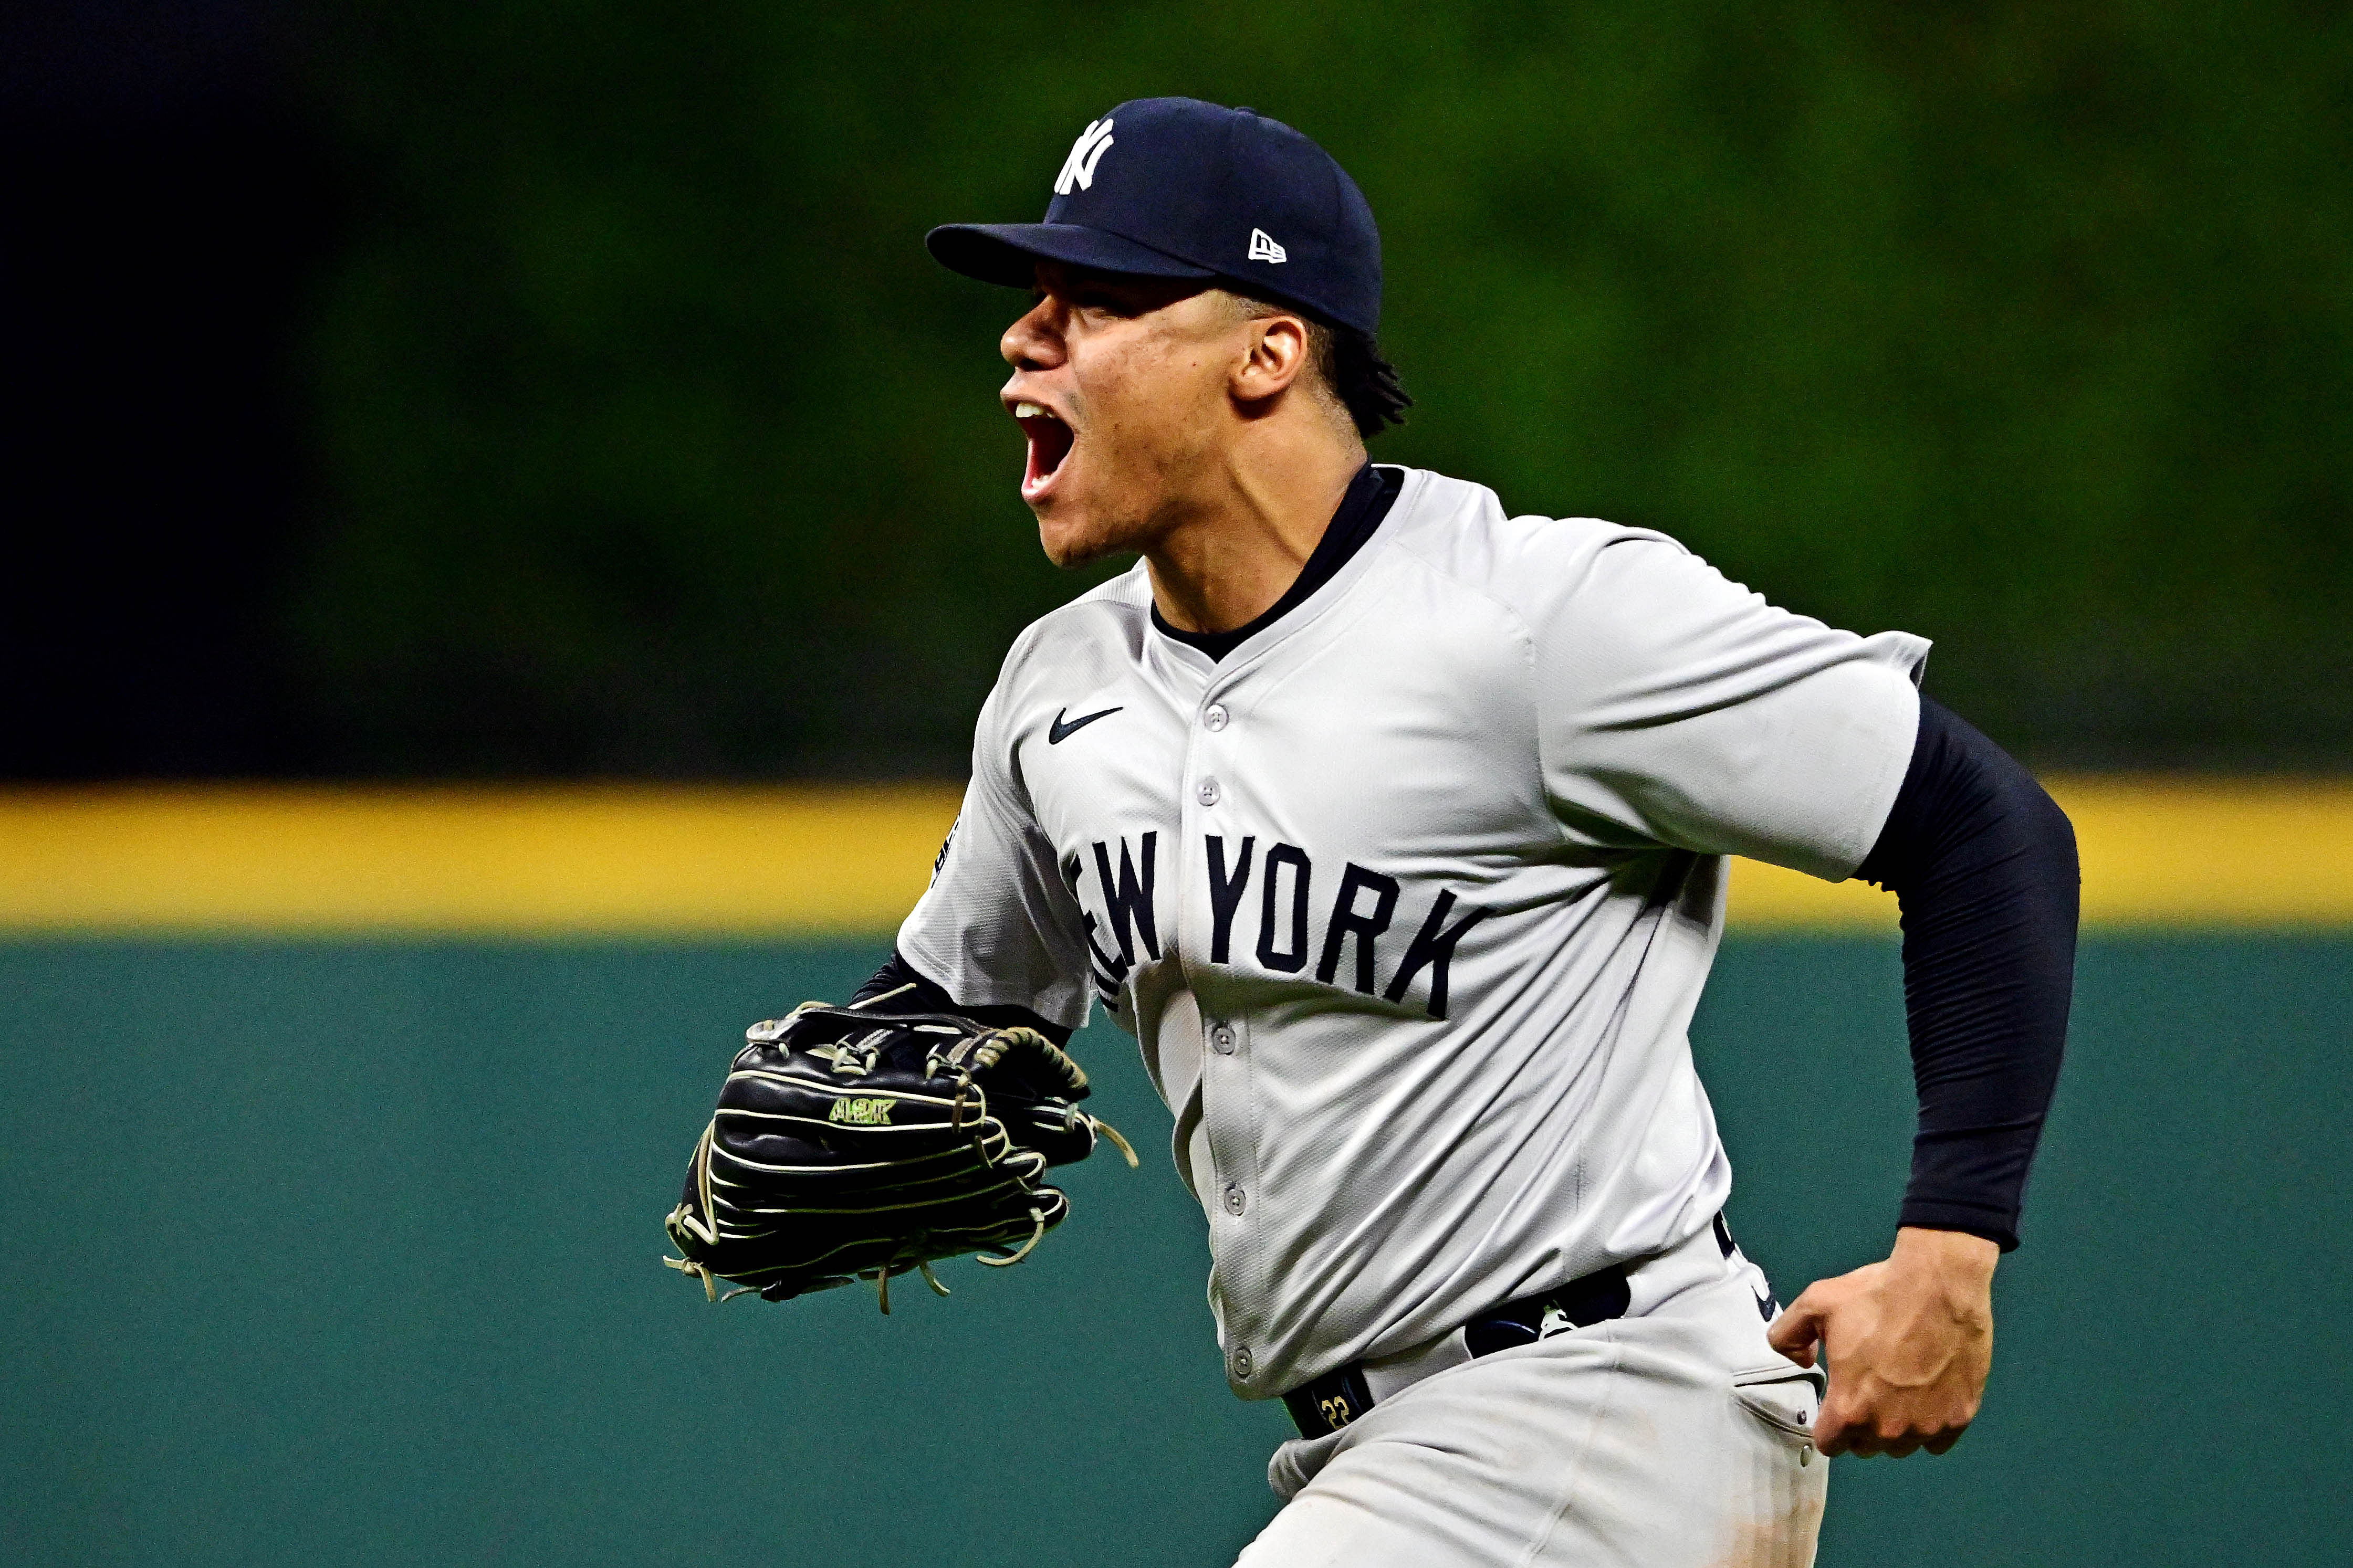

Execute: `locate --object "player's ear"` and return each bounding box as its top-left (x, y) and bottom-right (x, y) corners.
top-left (1231, 310), bottom-right (1311, 406)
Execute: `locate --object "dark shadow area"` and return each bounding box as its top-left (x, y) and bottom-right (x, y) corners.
top-left (1, 1), bottom-right (343, 776)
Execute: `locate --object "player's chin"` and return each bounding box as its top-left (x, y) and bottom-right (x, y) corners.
top-left (1032, 505), bottom-right (1116, 570)
top-left (1028, 470), bottom-right (1156, 569)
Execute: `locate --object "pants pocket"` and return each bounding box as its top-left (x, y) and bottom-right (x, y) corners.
top-left (1730, 1362), bottom-right (1826, 1445)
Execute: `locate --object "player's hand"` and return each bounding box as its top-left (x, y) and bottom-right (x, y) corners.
top-left (1765, 1226), bottom-right (1998, 1458)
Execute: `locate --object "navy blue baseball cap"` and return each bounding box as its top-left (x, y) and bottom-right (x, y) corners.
top-left (927, 98), bottom-right (1383, 336)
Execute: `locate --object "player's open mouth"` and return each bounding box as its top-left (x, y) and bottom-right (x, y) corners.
top-left (1016, 402), bottom-right (1074, 500)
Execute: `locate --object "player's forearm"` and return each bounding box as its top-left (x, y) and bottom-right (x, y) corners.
top-left (1855, 697), bottom-right (2080, 1251)
top-left (849, 946), bottom-right (1075, 1045)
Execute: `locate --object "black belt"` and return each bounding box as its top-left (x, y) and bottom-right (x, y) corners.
top-left (1281, 1261), bottom-right (1633, 1438)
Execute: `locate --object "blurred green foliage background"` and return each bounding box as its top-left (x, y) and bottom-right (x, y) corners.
top-left (297, 2), bottom-right (2353, 776)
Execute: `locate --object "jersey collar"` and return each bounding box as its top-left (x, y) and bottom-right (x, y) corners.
top-left (1148, 464), bottom-right (1424, 676)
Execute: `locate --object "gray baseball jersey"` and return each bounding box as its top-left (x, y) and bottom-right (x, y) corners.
top-left (899, 465), bottom-right (1927, 1399)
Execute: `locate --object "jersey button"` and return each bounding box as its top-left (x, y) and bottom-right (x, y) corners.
top-left (1204, 703), bottom-right (1229, 731)
top-left (1209, 1023), bottom-right (1237, 1055)
top-left (1229, 1345), bottom-right (1253, 1380)
top-left (1222, 1183), bottom-right (1247, 1216)
top-left (1196, 777), bottom-right (1221, 806)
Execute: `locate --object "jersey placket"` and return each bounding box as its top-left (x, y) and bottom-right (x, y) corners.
top-left (1178, 666), bottom-right (1270, 1388)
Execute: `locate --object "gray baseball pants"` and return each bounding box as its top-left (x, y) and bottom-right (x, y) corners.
top-left (1236, 1225), bottom-right (1828, 1567)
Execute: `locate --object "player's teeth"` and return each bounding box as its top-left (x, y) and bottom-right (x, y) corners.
top-left (1015, 402), bottom-right (1048, 419)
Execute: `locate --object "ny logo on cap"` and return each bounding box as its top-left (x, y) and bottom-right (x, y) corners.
top-left (1054, 119), bottom-right (1116, 195)
top-left (1248, 228), bottom-right (1288, 264)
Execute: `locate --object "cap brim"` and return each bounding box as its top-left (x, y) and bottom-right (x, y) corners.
top-left (926, 223), bottom-right (1219, 289)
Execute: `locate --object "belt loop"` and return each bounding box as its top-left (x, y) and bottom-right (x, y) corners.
top-left (1281, 1363), bottom-right (1374, 1437)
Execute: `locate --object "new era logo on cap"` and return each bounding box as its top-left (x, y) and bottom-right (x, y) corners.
top-left (1248, 228), bottom-right (1287, 264)
top-left (1054, 119), bottom-right (1116, 195)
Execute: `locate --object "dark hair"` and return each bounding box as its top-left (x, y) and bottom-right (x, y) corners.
top-left (1231, 290), bottom-right (1412, 437)
top-left (1313, 319), bottom-right (1413, 438)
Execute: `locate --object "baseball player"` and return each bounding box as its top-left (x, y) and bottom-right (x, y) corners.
top-left (853, 98), bottom-right (2079, 1564)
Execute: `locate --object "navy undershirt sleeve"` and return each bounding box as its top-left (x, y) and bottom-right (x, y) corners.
top-left (1853, 697), bottom-right (2079, 1251)
top-left (848, 948), bottom-right (1074, 1046)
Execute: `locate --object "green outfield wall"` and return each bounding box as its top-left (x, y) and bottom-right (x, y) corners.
top-left (4, 935), bottom-right (2345, 1565)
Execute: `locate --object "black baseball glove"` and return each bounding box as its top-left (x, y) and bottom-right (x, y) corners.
top-left (662, 1002), bottom-right (1135, 1310)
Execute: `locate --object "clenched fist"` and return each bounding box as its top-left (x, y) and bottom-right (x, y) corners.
top-left (1766, 1226), bottom-right (1999, 1457)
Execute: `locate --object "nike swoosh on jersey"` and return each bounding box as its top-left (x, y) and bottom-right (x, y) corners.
top-left (1048, 705), bottom-right (1123, 744)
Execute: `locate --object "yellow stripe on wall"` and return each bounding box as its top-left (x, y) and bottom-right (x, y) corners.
top-left (0, 780), bottom-right (2346, 935)
top-left (0, 785), bottom-right (964, 936)
top-left (1731, 778), bottom-right (2353, 930)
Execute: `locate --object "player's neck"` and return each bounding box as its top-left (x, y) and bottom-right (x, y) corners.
top-left (1143, 420), bottom-right (1366, 636)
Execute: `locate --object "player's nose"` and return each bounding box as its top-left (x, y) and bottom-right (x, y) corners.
top-left (999, 295), bottom-right (1066, 372)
